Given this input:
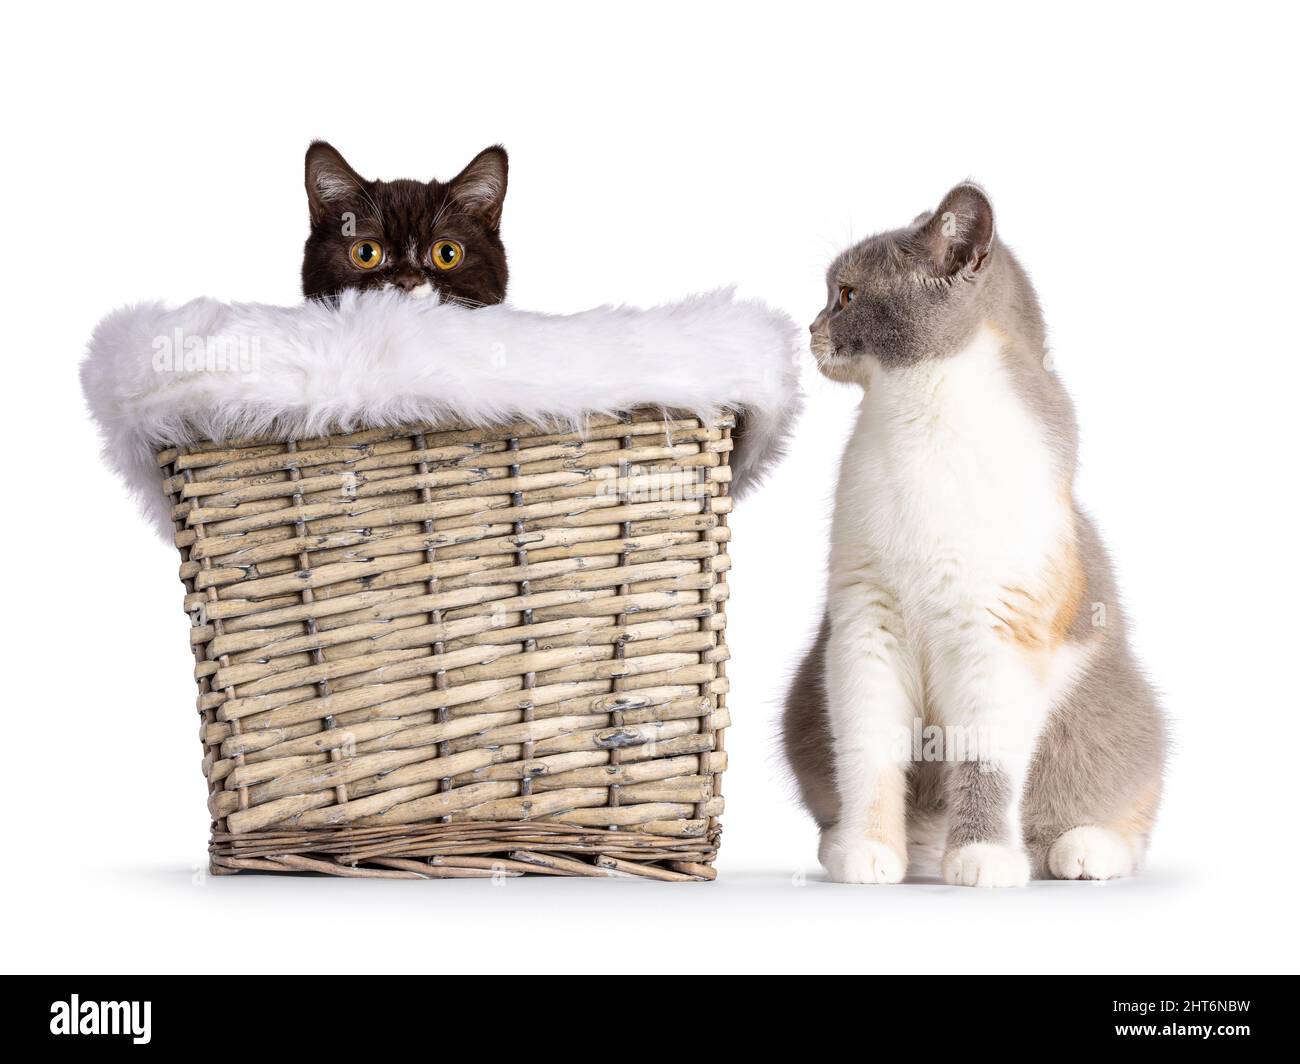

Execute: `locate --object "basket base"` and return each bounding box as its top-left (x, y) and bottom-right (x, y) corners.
top-left (208, 820), bottom-right (719, 881)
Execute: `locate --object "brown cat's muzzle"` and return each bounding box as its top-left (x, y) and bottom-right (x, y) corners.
top-left (391, 270), bottom-right (427, 292)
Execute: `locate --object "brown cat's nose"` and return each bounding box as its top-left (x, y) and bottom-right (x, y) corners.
top-left (393, 273), bottom-right (424, 292)
top-left (809, 323), bottom-right (817, 335)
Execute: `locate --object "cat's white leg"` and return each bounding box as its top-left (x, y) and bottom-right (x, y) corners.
top-left (820, 577), bottom-right (919, 884)
top-left (932, 634), bottom-right (1050, 888)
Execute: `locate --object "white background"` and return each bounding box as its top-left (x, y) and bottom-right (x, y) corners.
top-left (3, 1), bottom-right (1297, 974)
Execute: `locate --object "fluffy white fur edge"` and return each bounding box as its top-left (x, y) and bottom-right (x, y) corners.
top-left (81, 288), bottom-right (804, 540)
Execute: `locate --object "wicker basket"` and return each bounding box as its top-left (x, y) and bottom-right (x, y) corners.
top-left (162, 411), bottom-right (733, 881)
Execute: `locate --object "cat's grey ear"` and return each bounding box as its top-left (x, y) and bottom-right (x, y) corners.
top-left (305, 141), bottom-right (366, 225)
top-left (919, 183), bottom-right (995, 277)
top-left (448, 146), bottom-right (508, 230)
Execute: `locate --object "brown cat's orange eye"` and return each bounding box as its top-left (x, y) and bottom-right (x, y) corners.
top-left (349, 240), bottom-right (384, 270)
top-left (431, 240), bottom-right (464, 271)
top-left (838, 286), bottom-right (856, 309)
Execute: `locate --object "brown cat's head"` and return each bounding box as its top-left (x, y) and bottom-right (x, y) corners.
top-left (302, 141), bottom-right (508, 306)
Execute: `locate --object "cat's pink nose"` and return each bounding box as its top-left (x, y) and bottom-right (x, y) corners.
top-left (393, 273), bottom-right (425, 292)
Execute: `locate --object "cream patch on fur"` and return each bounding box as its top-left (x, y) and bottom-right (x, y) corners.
top-left (863, 766), bottom-right (908, 855)
top-left (80, 289), bottom-right (802, 539)
top-left (1106, 779), bottom-right (1161, 856)
top-left (991, 535), bottom-right (1085, 651)
top-left (819, 758), bottom-right (910, 883)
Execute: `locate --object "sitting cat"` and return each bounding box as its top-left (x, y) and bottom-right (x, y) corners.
top-left (784, 183), bottom-right (1165, 886)
top-left (302, 141), bottom-right (508, 305)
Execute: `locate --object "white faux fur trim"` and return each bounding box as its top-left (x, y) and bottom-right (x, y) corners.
top-left (81, 288), bottom-right (803, 541)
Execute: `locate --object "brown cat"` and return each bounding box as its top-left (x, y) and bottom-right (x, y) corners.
top-left (301, 141), bottom-right (508, 306)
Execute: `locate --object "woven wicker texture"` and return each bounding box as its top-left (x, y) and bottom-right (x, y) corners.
top-left (161, 411), bottom-right (732, 880)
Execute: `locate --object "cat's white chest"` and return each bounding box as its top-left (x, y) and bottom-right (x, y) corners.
top-left (830, 327), bottom-right (1066, 611)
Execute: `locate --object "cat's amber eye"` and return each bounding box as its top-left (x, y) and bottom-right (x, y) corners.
top-left (431, 239), bottom-right (464, 271)
top-left (349, 239), bottom-right (384, 270)
top-left (838, 286), bottom-right (856, 309)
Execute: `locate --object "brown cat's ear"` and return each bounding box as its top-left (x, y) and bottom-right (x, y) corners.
top-left (919, 182), bottom-right (995, 277)
top-left (447, 146), bottom-right (508, 230)
top-left (305, 141), bottom-right (367, 225)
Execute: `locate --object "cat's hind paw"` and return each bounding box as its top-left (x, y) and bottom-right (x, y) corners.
top-left (1047, 826), bottom-right (1135, 881)
top-left (820, 831), bottom-right (907, 884)
top-left (942, 842), bottom-right (1030, 887)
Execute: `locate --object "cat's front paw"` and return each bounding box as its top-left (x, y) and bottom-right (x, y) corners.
top-left (820, 829), bottom-right (907, 884)
top-left (1047, 826), bottom-right (1135, 880)
top-left (942, 842), bottom-right (1030, 888)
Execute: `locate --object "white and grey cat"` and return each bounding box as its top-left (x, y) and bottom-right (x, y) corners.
top-left (784, 183), bottom-right (1165, 886)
